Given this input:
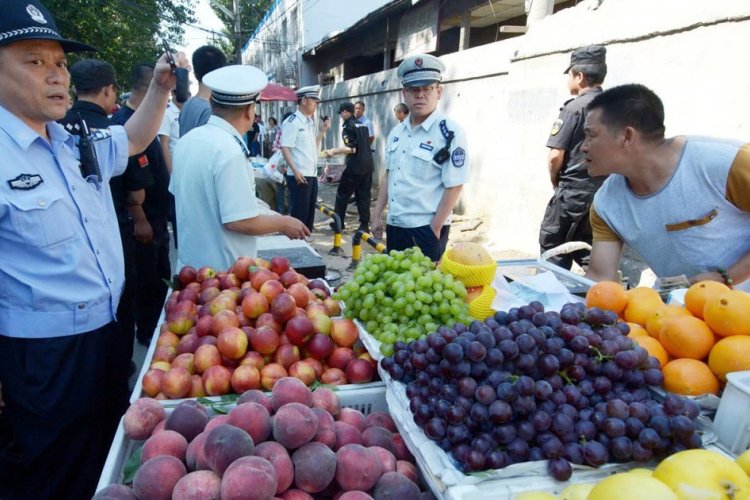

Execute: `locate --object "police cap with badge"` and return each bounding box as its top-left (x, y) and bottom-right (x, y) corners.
top-left (397, 53), bottom-right (446, 87)
top-left (563, 45), bottom-right (606, 73)
top-left (203, 64), bottom-right (268, 106)
top-left (296, 85), bottom-right (321, 101)
top-left (0, 0), bottom-right (96, 52)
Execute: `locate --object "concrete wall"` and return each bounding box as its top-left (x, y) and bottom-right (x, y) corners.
top-left (319, 0), bottom-right (750, 257)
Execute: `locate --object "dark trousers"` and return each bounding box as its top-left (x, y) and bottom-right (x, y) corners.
top-left (539, 185), bottom-right (596, 270)
top-left (386, 224), bottom-right (450, 262)
top-left (0, 323), bottom-right (129, 500)
top-left (286, 175), bottom-right (318, 231)
top-left (118, 222), bottom-right (136, 362)
top-left (135, 215), bottom-right (171, 344)
top-left (334, 171), bottom-right (372, 230)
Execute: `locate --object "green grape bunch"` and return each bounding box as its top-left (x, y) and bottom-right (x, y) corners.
top-left (334, 247), bottom-right (472, 356)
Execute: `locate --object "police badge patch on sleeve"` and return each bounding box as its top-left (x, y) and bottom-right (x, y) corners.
top-left (8, 174), bottom-right (43, 190)
top-left (550, 119), bottom-right (563, 136)
top-left (451, 147), bottom-right (466, 167)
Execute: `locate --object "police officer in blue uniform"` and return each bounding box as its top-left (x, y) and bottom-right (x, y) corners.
top-left (539, 45), bottom-right (607, 269)
top-left (373, 54), bottom-right (470, 261)
top-left (0, 2), bottom-right (185, 497)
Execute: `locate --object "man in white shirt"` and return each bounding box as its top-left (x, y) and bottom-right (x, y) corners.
top-left (170, 66), bottom-right (309, 270)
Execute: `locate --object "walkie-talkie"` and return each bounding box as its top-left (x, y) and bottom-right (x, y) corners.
top-left (162, 39), bottom-right (189, 102)
top-left (77, 113), bottom-right (102, 182)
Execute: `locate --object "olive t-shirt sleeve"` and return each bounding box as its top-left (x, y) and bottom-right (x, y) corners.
top-left (590, 205), bottom-right (621, 242)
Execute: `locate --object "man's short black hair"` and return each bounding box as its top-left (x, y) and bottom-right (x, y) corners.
top-left (192, 45), bottom-right (227, 83)
top-left (130, 63), bottom-right (154, 92)
top-left (394, 102), bottom-right (408, 115)
top-left (571, 63), bottom-right (607, 86)
top-left (587, 84), bottom-right (666, 140)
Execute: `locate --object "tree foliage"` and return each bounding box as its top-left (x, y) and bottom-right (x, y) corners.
top-left (210, 0), bottom-right (275, 63)
top-left (45, 0), bottom-right (196, 89)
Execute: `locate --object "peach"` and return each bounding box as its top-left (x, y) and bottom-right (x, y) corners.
top-left (255, 441), bottom-right (294, 494)
top-left (123, 398), bottom-right (167, 441)
top-left (260, 363), bottom-right (288, 391)
top-left (172, 353), bottom-right (195, 374)
top-left (209, 309), bottom-right (239, 335)
top-left (323, 297), bottom-right (342, 317)
top-left (335, 444), bottom-right (383, 492)
top-left (164, 402), bottom-right (208, 442)
top-left (202, 365), bottom-right (232, 396)
top-left (327, 347), bottom-right (355, 371)
top-left (140, 369), bottom-right (165, 398)
top-left (256, 312), bottom-right (283, 333)
top-left (312, 407), bottom-right (337, 449)
top-left (186, 431), bottom-right (209, 471)
top-left (291, 442), bottom-right (337, 494)
top-left (239, 350), bottom-right (266, 370)
top-left (260, 279), bottom-right (286, 303)
top-left (287, 283), bottom-right (310, 308)
top-left (333, 421), bottom-right (363, 451)
top-left (220, 456), bottom-right (278, 500)
top-left (271, 377), bottom-right (313, 410)
top-left (284, 316), bottom-right (314, 346)
top-left (92, 484), bottom-right (137, 499)
top-left (249, 326), bottom-right (281, 355)
top-left (273, 344), bottom-right (301, 370)
top-left (161, 366), bottom-right (192, 399)
top-left (370, 446), bottom-right (397, 474)
top-left (310, 314), bottom-right (333, 336)
top-left (198, 286), bottom-right (221, 305)
top-left (168, 310), bottom-right (195, 336)
top-left (345, 358), bottom-right (374, 384)
top-left (303, 357), bottom-right (323, 378)
top-left (311, 387), bottom-right (340, 416)
top-left (338, 407), bottom-right (367, 432)
top-left (177, 332), bottom-right (201, 355)
top-left (364, 412), bottom-right (396, 432)
top-left (337, 493), bottom-right (373, 500)
top-left (331, 319), bottom-right (358, 348)
top-left (203, 414), bottom-right (229, 435)
top-left (272, 292), bottom-right (297, 323)
top-left (141, 429), bottom-right (188, 463)
top-left (150, 360), bottom-right (172, 372)
top-left (362, 426), bottom-right (395, 454)
top-left (171, 470), bottom-right (222, 499)
top-left (195, 315), bottom-right (213, 337)
top-left (204, 424), bottom-right (255, 475)
top-left (133, 455), bottom-right (186, 500)
top-left (152, 420), bottom-right (167, 435)
top-left (232, 256), bottom-right (255, 281)
top-left (236, 389), bottom-right (273, 413)
top-left (193, 344), bottom-right (222, 374)
top-left (188, 374), bottom-right (207, 398)
top-left (273, 402), bottom-right (319, 449)
top-left (227, 402), bottom-right (272, 444)
top-left (279, 490), bottom-right (314, 500)
top-left (395, 461), bottom-right (418, 483)
top-left (373, 472), bottom-right (420, 500)
top-left (231, 364), bottom-right (261, 393)
top-left (392, 434), bottom-right (414, 462)
top-left (216, 326), bottom-right (248, 360)
top-left (156, 332), bottom-right (180, 349)
top-left (307, 333), bottom-right (335, 361)
top-left (288, 361), bottom-right (317, 386)
top-left (320, 367), bottom-right (347, 386)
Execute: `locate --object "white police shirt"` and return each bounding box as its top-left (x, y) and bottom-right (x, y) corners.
top-left (280, 110), bottom-right (319, 177)
top-left (385, 111), bottom-right (469, 228)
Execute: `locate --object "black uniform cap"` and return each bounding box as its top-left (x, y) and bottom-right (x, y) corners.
top-left (564, 45), bottom-right (606, 74)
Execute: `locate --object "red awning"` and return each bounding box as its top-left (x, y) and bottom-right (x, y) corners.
top-left (259, 83), bottom-right (297, 102)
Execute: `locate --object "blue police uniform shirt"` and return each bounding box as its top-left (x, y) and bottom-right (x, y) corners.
top-left (0, 104), bottom-right (129, 339)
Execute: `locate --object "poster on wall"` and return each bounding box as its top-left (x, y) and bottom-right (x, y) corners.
top-left (395, 0), bottom-right (439, 60)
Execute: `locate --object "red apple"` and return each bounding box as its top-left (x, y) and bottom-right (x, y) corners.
top-left (249, 268), bottom-right (279, 291)
top-left (269, 256), bottom-right (291, 276)
top-left (284, 315), bottom-right (314, 347)
top-left (167, 310), bottom-right (194, 336)
top-left (188, 374), bottom-right (207, 398)
top-left (178, 265), bottom-right (197, 286)
top-left (200, 277), bottom-right (221, 291)
top-left (231, 365), bottom-right (261, 393)
top-left (260, 363), bottom-right (287, 391)
top-left (286, 283), bottom-right (310, 308)
top-left (307, 279), bottom-right (330, 298)
top-left (156, 332), bottom-right (180, 349)
top-left (202, 365), bottom-right (232, 396)
top-left (153, 345), bottom-right (177, 364)
top-left (241, 291), bottom-right (269, 319)
top-left (164, 291), bottom-right (179, 314)
top-left (195, 314), bottom-right (213, 337)
top-left (310, 314), bottom-right (332, 335)
top-left (345, 358), bottom-right (374, 384)
top-left (219, 273), bottom-right (241, 290)
top-left (256, 312), bottom-right (282, 333)
top-left (210, 309), bottom-right (240, 336)
top-left (288, 361), bottom-right (317, 386)
top-left (171, 299), bottom-right (198, 317)
top-left (239, 350), bottom-right (265, 370)
top-left (323, 297), bottom-right (342, 317)
top-left (330, 318), bottom-right (358, 347)
top-left (232, 256), bottom-right (256, 281)
top-left (161, 366), bottom-right (192, 399)
top-left (208, 294), bottom-right (236, 316)
top-left (196, 266), bottom-right (216, 283)
top-left (307, 333), bottom-right (335, 360)
top-left (280, 270), bottom-right (306, 288)
top-left (141, 369), bottom-right (164, 397)
top-left (177, 286), bottom-right (200, 304)
top-left (171, 353), bottom-right (195, 374)
top-left (194, 344), bottom-right (222, 374)
top-left (271, 293), bottom-right (297, 323)
top-left (216, 326), bottom-right (248, 360)
top-left (320, 367), bottom-right (347, 386)
top-left (327, 347), bottom-right (355, 371)
top-left (306, 302), bottom-right (328, 318)
top-left (198, 286), bottom-right (221, 305)
top-left (259, 279), bottom-right (285, 303)
top-left (273, 343), bottom-right (301, 369)
top-left (359, 352), bottom-right (377, 370)
top-left (303, 357), bottom-right (323, 378)
top-left (198, 335), bottom-right (217, 347)
top-left (248, 326), bottom-right (280, 355)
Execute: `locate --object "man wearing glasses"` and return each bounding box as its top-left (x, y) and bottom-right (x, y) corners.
top-left (373, 53), bottom-right (469, 261)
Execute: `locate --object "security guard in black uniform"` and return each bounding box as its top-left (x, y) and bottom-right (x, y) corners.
top-left (324, 102), bottom-right (374, 232)
top-left (539, 45), bottom-right (607, 270)
top-left (59, 58), bottom-right (153, 371)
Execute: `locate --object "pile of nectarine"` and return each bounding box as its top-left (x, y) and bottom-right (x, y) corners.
top-left (100, 377), bottom-right (428, 499)
top-left (142, 256), bottom-right (378, 399)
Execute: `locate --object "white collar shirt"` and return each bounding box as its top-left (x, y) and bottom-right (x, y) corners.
top-left (280, 110), bottom-right (319, 176)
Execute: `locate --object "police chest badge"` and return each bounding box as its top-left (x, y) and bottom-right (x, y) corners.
top-left (451, 147), bottom-right (466, 168)
top-left (550, 118), bottom-right (563, 136)
top-left (8, 173), bottom-right (43, 190)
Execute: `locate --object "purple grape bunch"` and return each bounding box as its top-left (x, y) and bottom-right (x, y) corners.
top-left (380, 301), bottom-right (703, 480)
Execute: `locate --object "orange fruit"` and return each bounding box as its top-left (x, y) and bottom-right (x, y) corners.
top-left (662, 358), bottom-right (720, 396)
top-left (632, 335), bottom-right (669, 368)
top-left (684, 280), bottom-right (730, 319)
top-left (703, 289), bottom-right (750, 337)
top-left (644, 304), bottom-right (692, 338)
top-left (623, 288), bottom-right (664, 326)
top-left (708, 335), bottom-right (750, 382)
top-left (586, 281), bottom-right (628, 314)
top-left (658, 316), bottom-right (715, 360)
top-left (626, 322), bottom-right (649, 338)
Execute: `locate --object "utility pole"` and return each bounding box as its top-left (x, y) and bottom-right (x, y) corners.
top-left (210, 0), bottom-right (243, 63)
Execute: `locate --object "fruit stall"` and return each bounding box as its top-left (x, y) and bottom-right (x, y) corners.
top-left (94, 244), bottom-right (750, 499)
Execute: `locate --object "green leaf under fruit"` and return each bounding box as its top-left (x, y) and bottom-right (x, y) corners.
top-left (122, 442), bottom-right (143, 484)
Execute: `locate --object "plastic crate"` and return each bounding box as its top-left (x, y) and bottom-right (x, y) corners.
top-left (96, 383), bottom-right (387, 493)
top-left (713, 370), bottom-right (750, 454)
